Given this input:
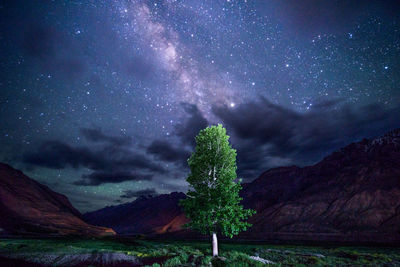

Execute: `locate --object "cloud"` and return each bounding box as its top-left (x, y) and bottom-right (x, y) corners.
top-left (213, 97), bottom-right (400, 179)
top-left (233, 140), bottom-right (293, 180)
top-left (144, 103), bottom-right (206, 169)
top-left (74, 171), bottom-right (153, 186)
top-left (147, 140), bottom-right (190, 167)
top-left (23, 140), bottom-right (165, 185)
top-left (23, 141), bottom-right (103, 170)
top-left (120, 188), bottom-right (158, 199)
top-left (141, 98), bottom-right (399, 181)
top-left (80, 127), bottom-right (132, 146)
top-left (175, 103), bottom-right (209, 147)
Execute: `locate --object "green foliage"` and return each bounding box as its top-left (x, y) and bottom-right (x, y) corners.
top-left (200, 255), bottom-right (213, 266)
top-left (180, 124), bottom-right (256, 237)
top-left (163, 256), bottom-right (182, 266)
top-left (0, 239), bottom-right (399, 266)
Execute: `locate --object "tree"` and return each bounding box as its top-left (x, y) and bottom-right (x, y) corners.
top-left (180, 124), bottom-right (255, 257)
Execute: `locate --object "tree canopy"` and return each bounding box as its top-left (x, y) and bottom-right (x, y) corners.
top-left (180, 124), bottom-right (255, 238)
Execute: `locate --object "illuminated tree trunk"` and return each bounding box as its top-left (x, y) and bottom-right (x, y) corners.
top-left (212, 232), bottom-right (218, 257)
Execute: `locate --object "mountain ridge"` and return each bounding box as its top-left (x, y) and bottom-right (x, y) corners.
top-left (0, 162), bottom-right (116, 237)
top-left (84, 128), bottom-right (400, 242)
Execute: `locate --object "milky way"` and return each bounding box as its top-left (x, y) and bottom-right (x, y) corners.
top-left (119, 1), bottom-right (239, 111)
top-left (0, 1), bottom-right (399, 211)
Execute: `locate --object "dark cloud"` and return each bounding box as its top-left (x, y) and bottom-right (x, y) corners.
top-left (175, 103), bottom-right (208, 147)
top-left (23, 140), bottom-right (165, 185)
top-left (74, 171), bottom-right (153, 186)
top-left (23, 141), bottom-right (103, 170)
top-left (143, 103), bottom-right (207, 170)
top-left (80, 127), bottom-right (132, 146)
top-left (148, 98), bottom-right (399, 181)
top-left (120, 188), bottom-right (158, 199)
top-left (234, 141), bottom-right (293, 181)
top-left (147, 140), bottom-right (190, 167)
top-left (213, 98), bottom-right (400, 179)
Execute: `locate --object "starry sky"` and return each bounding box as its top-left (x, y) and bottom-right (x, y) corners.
top-left (1, 0), bottom-right (400, 212)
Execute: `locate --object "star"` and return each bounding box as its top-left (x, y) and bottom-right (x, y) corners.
top-left (0, 0), bottom-right (398, 212)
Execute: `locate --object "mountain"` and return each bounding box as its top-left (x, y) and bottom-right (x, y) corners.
top-left (84, 192), bottom-right (188, 234)
top-left (239, 128), bottom-right (400, 242)
top-left (84, 129), bottom-right (400, 243)
top-left (0, 163), bottom-right (115, 237)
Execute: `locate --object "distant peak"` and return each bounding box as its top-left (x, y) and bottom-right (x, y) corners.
top-left (369, 128), bottom-right (400, 147)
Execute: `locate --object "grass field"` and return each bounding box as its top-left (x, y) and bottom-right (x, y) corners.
top-left (0, 238), bottom-right (399, 266)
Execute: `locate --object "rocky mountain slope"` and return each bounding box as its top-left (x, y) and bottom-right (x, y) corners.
top-left (239, 128), bottom-right (400, 242)
top-left (84, 192), bottom-right (188, 235)
top-left (0, 163), bottom-right (115, 237)
top-left (84, 129), bottom-right (400, 242)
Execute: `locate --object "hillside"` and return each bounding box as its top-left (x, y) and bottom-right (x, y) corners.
top-left (84, 129), bottom-right (400, 242)
top-left (0, 163), bottom-right (115, 237)
top-left (84, 192), bottom-right (188, 234)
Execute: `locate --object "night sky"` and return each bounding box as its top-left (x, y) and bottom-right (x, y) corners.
top-left (1, 1), bottom-right (400, 212)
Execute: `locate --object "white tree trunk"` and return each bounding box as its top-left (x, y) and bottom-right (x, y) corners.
top-left (212, 232), bottom-right (218, 257)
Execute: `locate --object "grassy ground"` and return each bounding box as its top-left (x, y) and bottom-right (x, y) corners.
top-left (0, 238), bottom-right (399, 266)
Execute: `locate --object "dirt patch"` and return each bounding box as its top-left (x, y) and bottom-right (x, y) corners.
top-left (0, 255), bottom-right (45, 267)
top-left (72, 260), bottom-right (140, 267)
top-left (1, 252), bottom-right (142, 267)
top-left (335, 251), bottom-right (359, 260)
top-left (54, 252), bottom-right (140, 266)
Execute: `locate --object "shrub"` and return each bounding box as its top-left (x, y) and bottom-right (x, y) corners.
top-left (163, 256), bottom-right (182, 267)
top-left (200, 255), bottom-right (213, 266)
top-left (179, 252), bottom-right (189, 263)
